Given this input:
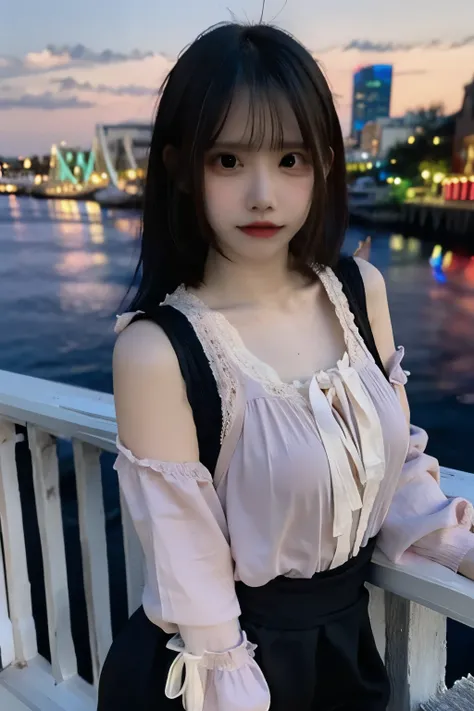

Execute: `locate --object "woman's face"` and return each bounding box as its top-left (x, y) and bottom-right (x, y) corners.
top-left (203, 90), bottom-right (315, 265)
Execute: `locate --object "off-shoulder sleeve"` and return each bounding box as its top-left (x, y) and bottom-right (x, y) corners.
top-left (114, 437), bottom-right (270, 711)
top-left (376, 349), bottom-right (474, 572)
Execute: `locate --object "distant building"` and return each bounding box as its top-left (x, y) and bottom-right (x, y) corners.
top-left (351, 65), bottom-right (393, 143)
top-left (93, 122), bottom-right (152, 188)
top-left (49, 145), bottom-right (95, 184)
top-left (360, 116), bottom-right (416, 158)
top-left (453, 77), bottom-right (474, 175)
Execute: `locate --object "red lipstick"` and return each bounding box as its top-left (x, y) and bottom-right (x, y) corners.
top-left (238, 221), bottom-right (283, 238)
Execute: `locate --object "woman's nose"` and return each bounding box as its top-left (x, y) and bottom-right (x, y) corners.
top-left (246, 167), bottom-right (277, 212)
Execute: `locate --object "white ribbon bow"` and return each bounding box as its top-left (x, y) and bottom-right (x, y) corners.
top-left (309, 353), bottom-right (386, 568)
top-left (165, 635), bottom-right (205, 711)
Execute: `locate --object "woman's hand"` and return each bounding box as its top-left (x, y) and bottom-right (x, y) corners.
top-left (458, 548), bottom-right (474, 580)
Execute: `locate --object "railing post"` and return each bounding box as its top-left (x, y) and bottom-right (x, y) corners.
top-left (73, 439), bottom-right (112, 685)
top-left (0, 418), bottom-right (37, 666)
top-left (28, 424), bottom-right (77, 683)
top-left (385, 591), bottom-right (447, 711)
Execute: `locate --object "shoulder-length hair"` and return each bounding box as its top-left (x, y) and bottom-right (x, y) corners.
top-left (127, 22), bottom-right (347, 311)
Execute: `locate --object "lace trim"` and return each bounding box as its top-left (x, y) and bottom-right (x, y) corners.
top-left (165, 287), bottom-right (310, 405)
top-left (114, 436), bottom-right (213, 482)
top-left (317, 268), bottom-right (368, 366)
top-left (160, 269), bottom-right (372, 416)
top-left (162, 288), bottom-right (239, 442)
top-left (159, 268), bottom-right (373, 433)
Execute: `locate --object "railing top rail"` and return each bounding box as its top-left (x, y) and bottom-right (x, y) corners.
top-left (0, 369), bottom-right (116, 452)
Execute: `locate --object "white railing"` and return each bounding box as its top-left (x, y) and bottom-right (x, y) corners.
top-left (0, 368), bottom-right (473, 711)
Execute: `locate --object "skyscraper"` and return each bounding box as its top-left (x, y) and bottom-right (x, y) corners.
top-left (351, 65), bottom-right (393, 142)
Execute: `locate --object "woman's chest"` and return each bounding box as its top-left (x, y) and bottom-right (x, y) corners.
top-left (216, 289), bottom-right (347, 384)
top-left (224, 369), bottom-right (409, 509)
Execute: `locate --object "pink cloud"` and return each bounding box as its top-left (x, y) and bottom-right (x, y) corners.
top-left (24, 49), bottom-right (71, 70)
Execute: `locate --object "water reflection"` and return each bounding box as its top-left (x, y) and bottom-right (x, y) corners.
top-left (89, 222), bottom-right (105, 244)
top-left (56, 222), bottom-right (85, 242)
top-left (113, 217), bottom-right (140, 237)
top-left (9, 194), bottom-right (21, 221)
top-left (85, 201), bottom-right (102, 222)
top-left (59, 281), bottom-right (120, 313)
top-left (55, 250), bottom-right (108, 276)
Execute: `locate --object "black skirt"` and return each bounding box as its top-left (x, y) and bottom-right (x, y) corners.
top-left (97, 537), bottom-right (390, 711)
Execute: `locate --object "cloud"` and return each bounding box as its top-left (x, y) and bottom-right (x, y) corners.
top-left (343, 40), bottom-right (411, 53)
top-left (450, 36), bottom-right (474, 49)
top-left (0, 44), bottom-right (155, 79)
top-left (51, 76), bottom-right (157, 97)
top-left (342, 36), bottom-right (474, 53)
top-left (45, 44), bottom-right (153, 64)
top-left (24, 49), bottom-right (71, 70)
top-left (0, 92), bottom-right (95, 110)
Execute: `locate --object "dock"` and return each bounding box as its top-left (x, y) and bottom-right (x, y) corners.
top-left (402, 198), bottom-right (474, 240)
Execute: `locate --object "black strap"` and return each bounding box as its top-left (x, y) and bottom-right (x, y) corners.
top-left (334, 256), bottom-right (389, 380)
top-left (129, 258), bottom-right (387, 475)
top-left (129, 306), bottom-right (222, 474)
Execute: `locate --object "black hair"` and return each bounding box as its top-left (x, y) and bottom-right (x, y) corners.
top-left (126, 22), bottom-right (347, 311)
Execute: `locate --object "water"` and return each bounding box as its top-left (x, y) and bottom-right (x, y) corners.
top-left (1, 194), bottom-right (474, 683)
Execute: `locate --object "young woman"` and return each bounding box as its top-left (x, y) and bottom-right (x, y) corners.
top-left (97, 22), bottom-right (474, 711)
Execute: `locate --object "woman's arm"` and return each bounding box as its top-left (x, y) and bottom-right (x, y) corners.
top-left (355, 258), bottom-right (474, 580)
top-left (112, 318), bottom-right (270, 710)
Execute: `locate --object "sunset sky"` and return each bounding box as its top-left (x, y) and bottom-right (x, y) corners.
top-left (1, 0), bottom-right (474, 155)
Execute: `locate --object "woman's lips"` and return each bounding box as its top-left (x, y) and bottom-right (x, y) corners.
top-left (238, 223), bottom-right (283, 238)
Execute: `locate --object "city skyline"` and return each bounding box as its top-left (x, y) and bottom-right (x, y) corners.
top-left (1, 0), bottom-right (474, 154)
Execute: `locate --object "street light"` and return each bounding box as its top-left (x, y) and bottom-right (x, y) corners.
top-left (433, 136), bottom-right (440, 146)
top-left (408, 136), bottom-right (415, 145)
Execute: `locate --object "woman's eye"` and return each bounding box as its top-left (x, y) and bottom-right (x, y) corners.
top-left (218, 154), bottom-right (238, 169)
top-left (280, 152), bottom-right (306, 168)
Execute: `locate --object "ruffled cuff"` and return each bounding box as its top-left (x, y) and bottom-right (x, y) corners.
top-left (165, 632), bottom-right (270, 711)
top-left (409, 516), bottom-right (474, 573)
top-left (387, 346), bottom-right (410, 386)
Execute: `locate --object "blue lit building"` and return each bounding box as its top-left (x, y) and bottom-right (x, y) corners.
top-left (351, 65), bottom-right (393, 142)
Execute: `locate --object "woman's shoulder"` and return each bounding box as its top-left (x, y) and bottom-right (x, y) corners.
top-left (353, 256), bottom-right (386, 298)
top-left (112, 313), bottom-right (199, 462)
top-left (113, 314), bottom-right (178, 372)
top-left (112, 319), bottom-right (182, 408)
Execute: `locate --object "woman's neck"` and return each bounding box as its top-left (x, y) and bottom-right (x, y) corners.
top-left (199, 248), bottom-right (310, 310)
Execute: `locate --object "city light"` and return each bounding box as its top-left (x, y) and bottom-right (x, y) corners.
top-left (433, 136), bottom-right (441, 145)
top-left (433, 172), bottom-right (445, 184)
top-left (23, 158), bottom-right (32, 170)
top-left (421, 170), bottom-right (431, 180)
top-left (407, 136), bottom-right (415, 145)
top-left (394, 177), bottom-right (402, 185)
